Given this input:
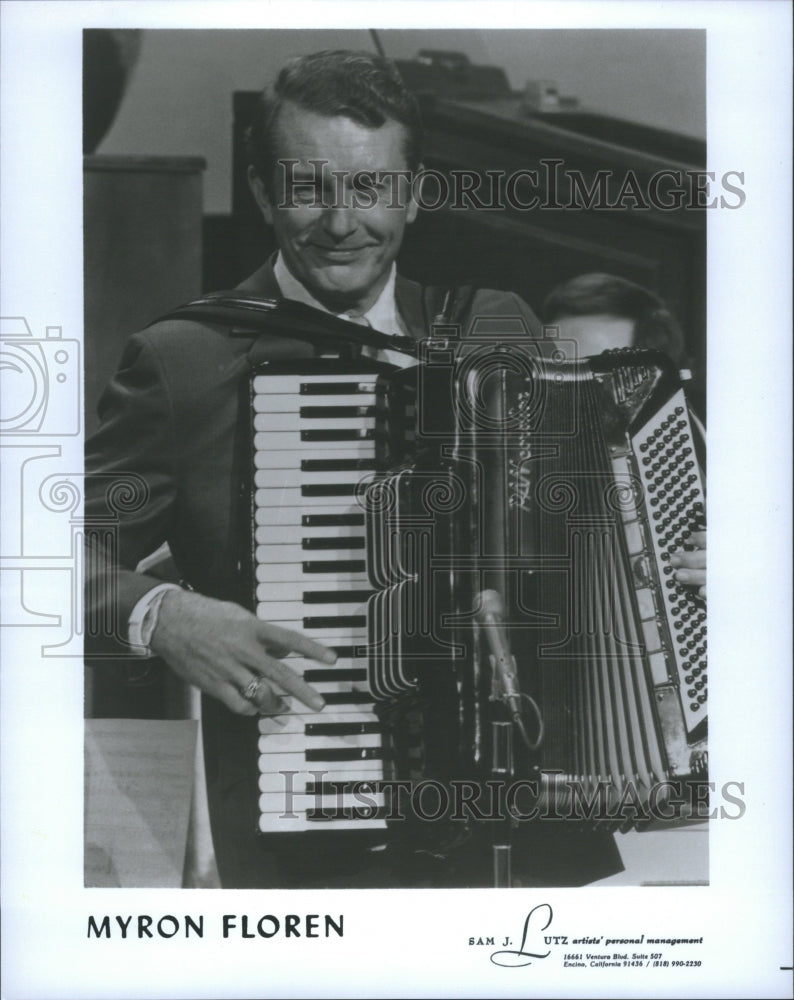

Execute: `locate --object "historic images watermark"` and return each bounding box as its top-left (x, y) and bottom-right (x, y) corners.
top-left (273, 159), bottom-right (746, 213)
top-left (276, 770), bottom-right (744, 825)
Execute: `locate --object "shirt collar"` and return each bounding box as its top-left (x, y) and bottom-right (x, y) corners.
top-left (273, 252), bottom-right (405, 337)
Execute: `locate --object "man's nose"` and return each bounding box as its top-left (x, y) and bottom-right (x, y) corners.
top-left (320, 202), bottom-right (358, 240)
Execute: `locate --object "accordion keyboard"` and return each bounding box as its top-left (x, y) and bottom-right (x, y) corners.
top-left (628, 386), bottom-right (707, 736)
top-left (250, 365), bottom-right (389, 833)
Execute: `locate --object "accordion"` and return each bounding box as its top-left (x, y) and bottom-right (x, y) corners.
top-left (246, 339), bottom-right (707, 838)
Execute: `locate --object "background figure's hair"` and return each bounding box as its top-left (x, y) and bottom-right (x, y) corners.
top-left (542, 272), bottom-right (688, 365)
top-left (246, 49), bottom-right (423, 190)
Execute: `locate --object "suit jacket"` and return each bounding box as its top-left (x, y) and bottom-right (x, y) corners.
top-left (84, 262), bottom-right (621, 888)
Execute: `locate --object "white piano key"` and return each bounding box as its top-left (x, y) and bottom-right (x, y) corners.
top-left (288, 696), bottom-right (375, 712)
top-left (257, 751), bottom-right (384, 770)
top-left (255, 523), bottom-right (363, 543)
top-left (254, 468), bottom-right (375, 489)
top-left (259, 791), bottom-right (385, 814)
top-left (255, 616), bottom-right (368, 641)
top-left (255, 600), bottom-right (368, 620)
top-left (258, 710), bottom-right (376, 734)
top-left (255, 565), bottom-right (368, 587)
top-left (252, 561), bottom-right (324, 583)
top-left (254, 392), bottom-right (377, 413)
top-left (256, 581), bottom-right (372, 603)
top-left (255, 446), bottom-right (370, 467)
top-left (254, 433), bottom-right (374, 456)
top-left (284, 649), bottom-right (368, 665)
top-left (254, 544), bottom-right (365, 563)
top-left (258, 761), bottom-right (383, 794)
top-left (254, 504), bottom-right (365, 528)
top-left (256, 488), bottom-right (365, 508)
top-left (258, 730), bottom-right (382, 752)
top-left (257, 717), bottom-right (289, 736)
top-left (258, 815), bottom-right (387, 832)
top-left (253, 413), bottom-right (376, 433)
top-left (254, 412), bottom-right (378, 433)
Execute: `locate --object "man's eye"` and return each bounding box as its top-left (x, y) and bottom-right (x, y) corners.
top-left (292, 183), bottom-right (323, 205)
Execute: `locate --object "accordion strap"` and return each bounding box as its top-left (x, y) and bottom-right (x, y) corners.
top-left (155, 291), bottom-right (419, 359)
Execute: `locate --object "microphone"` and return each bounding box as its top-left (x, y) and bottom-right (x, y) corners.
top-left (475, 590), bottom-right (526, 730)
top-left (476, 590), bottom-right (544, 750)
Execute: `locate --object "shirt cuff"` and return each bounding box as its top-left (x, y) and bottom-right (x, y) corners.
top-left (127, 582), bottom-right (182, 656)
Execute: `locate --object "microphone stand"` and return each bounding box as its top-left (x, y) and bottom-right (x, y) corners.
top-left (476, 589), bottom-right (527, 889)
top-left (491, 718), bottom-right (514, 888)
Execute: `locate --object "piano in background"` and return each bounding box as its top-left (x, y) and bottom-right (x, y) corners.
top-left (208, 49), bottom-right (706, 390)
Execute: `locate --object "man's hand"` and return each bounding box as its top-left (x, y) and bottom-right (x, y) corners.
top-left (150, 589), bottom-right (333, 715)
top-left (671, 529), bottom-right (707, 599)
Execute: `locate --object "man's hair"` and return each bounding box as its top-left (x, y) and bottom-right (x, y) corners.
top-left (246, 49), bottom-right (423, 190)
top-left (542, 272), bottom-right (687, 364)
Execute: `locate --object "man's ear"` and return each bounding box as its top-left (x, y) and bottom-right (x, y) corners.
top-left (405, 162), bottom-right (423, 226)
top-left (247, 165), bottom-right (274, 225)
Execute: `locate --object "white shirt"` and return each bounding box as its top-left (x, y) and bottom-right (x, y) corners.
top-left (273, 253), bottom-right (415, 369)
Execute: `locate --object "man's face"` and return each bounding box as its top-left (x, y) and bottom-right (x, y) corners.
top-left (250, 101), bottom-right (418, 313)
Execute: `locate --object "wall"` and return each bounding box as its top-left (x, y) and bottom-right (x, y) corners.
top-left (98, 28), bottom-right (705, 215)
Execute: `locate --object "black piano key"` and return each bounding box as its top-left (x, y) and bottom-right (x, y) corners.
top-left (302, 668), bottom-right (367, 682)
top-left (305, 746), bottom-right (384, 761)
top-left (302, 458), bottom-right (378, 472)
top-left (300, 405), bottom-right (376, 418)
top-left (305, 722), bottom-right (382, 736)
top-left (321, 691), bottom-right (373, 705)
top-left (302, 560), bottom-right (366, 573)
top-left (303, 615), bottom-right (366, 629)
top-left (302, 513), bottom-right (364, 526)
top-left (299, 382), bottom-right (375, 395)
top-left (302, 537), bottom-right (365, 550)
top-left (301, 429), bottom-right (375, 441)
top-left (306, 806), bottom-right (390, 821)
top-left (303, 590), bottom-right (373, 604)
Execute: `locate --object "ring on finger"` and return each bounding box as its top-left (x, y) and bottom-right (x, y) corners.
top-left (242, 676), bottom-right (265, 702)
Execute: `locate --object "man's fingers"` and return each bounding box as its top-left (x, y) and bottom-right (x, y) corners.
top-left (255, 621), bottom-right (337, 665)
top-left (222, 684), bottom-right (262, 716)
top-left (670, 549), bottom-right (706, 570)
top-left (258, 655), bottom-right (325, 712)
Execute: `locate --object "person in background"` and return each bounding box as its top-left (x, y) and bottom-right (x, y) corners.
top-left (542, 271), bottom-right (688, 365)
top-left (542, 271), bottom-right (706, 598)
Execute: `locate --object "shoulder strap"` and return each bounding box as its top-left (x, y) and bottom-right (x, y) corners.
top-left (422, 285), bottom-right (479, 333)
top-left (154, 291), bottom-right (418, 359)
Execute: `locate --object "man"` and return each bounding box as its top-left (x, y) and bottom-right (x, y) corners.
top-left (88, 50), bottom-right (693, 887)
